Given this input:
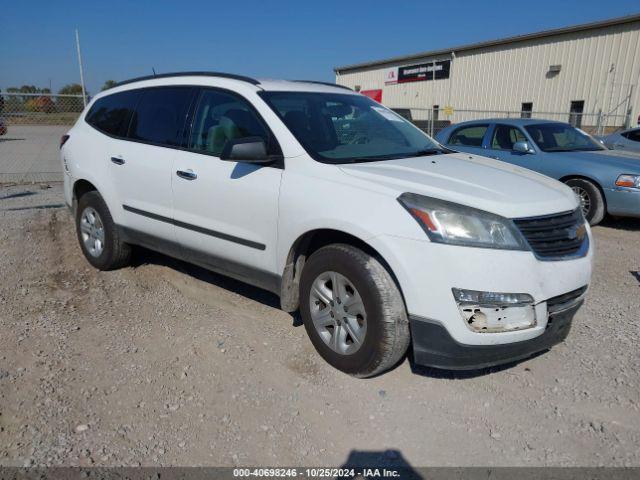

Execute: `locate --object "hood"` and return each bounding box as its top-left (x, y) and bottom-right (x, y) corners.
top-left (560, 149), bottom-right (640, 167)
top-left (339, 152), bottom-right (578, 219)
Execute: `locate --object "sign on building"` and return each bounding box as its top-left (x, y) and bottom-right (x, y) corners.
top-left (385, 60), bottom-right (451, 85)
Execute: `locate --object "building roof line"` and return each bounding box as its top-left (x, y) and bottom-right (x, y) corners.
top-left (334, 13), bottom-right (640, 73)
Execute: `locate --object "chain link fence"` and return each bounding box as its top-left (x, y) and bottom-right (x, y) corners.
top-left (390, 106), bottom-right (632, 138)
top-left (0, 89), bottom-right (635, 184)
top-left (0, 93), bottom-right (86, 183)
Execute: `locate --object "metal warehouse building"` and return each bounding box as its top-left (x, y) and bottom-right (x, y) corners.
top-left (334, 14), bottom-right (640, 134)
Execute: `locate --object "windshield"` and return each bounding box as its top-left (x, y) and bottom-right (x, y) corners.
top-left (260, 91), bottom-right (444, 163)
top-left (524, 123), bottom-right (604, 152)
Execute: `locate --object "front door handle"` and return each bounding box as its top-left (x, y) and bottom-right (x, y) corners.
top-left (111, 156), bottom-right (125, 165)
top-left (176, 169), bottom-right (197, 180)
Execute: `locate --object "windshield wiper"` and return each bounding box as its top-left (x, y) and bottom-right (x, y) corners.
top-left (343, 155), bottom-right (402, 164)
top-left (411, 148), bottom-right (447, 156)
top-left (332, 149), bottom-right (448, 164)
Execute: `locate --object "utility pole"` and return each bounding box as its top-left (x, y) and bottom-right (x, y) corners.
top-left (75, 29), bottom-right (87, 107)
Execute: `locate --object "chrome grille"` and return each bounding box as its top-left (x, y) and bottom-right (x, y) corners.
top-left (514, 209), bottom-right (587, 260)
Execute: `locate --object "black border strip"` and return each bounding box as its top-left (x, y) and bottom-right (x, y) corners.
top-left (122, 205), bottom-right (266, 251)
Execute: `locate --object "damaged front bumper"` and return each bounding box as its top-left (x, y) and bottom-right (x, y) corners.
top-left (410, 293), bottom-right (584, 370)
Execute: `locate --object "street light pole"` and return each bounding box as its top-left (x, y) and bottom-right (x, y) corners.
top-left (75, 29), bottom-right (87, 107)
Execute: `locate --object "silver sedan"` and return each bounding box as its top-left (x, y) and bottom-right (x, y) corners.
top-left (602, 127), bottom-right (640, 154)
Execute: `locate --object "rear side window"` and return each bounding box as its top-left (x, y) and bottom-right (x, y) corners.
top-left (448, 125), bottom-right (488, 147)
top-left (490, 125), bottom-right (527, 150)
top-left (128, 87), bottom-right (194, 147)
top-left (85, 90), bottom-right (140, 136)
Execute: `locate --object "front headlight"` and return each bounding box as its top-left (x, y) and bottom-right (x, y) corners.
top-left (398, 193), bottom-right (529, 250)
top-left (615, 174), bottom-right (640, 189)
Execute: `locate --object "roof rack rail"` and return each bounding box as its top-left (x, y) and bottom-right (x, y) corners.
top-left (113, 71), bottom-right (261, 88)
top-left (292, 80), bottom-right (352, 91)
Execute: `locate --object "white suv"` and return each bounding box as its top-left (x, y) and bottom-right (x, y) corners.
top-left (61, 72), bottom-right (592, 377)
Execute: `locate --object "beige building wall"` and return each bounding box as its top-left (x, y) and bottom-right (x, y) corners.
top-left (336, 19), bottom-right (640, 127)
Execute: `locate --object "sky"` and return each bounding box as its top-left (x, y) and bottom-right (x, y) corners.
top-left (1, 0), bottom-right (639, 95)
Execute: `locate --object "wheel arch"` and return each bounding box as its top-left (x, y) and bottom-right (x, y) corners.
top-left (279, 228), bottom-right (404, 313)
top-left (71, 179), bottom-right (99, 215)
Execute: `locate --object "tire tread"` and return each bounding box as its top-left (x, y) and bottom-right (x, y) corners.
top-left (302, 244), bottom-right (410, 378)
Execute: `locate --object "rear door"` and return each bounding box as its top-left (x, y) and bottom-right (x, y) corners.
top-left (110, 86), bottom-right (195, 242)
top-left (443, 123), bottom-right (490, 156)
top-left (171, 88), bottom-right (283, 284)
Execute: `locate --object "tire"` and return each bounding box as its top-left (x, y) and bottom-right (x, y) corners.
top-left (299, 244), bottom-right (410, 378)
top-left (565, 178), bottom-right (605, 225)
top-left (76, 190), bottom-right (132, 270)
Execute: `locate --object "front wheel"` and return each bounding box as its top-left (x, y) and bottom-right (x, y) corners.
top-left (565, 178), bottom-right (605, 225)
top-left (299, 244), bottom-right (410, 378)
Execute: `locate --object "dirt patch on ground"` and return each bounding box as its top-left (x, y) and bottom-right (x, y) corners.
top-left (1, 183), bottom-right (639, 467)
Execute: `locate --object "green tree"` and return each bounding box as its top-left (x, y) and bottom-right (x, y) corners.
top-left (19, 85), bottom-right (38, 94)
top-left (58, 84), bottom-right (84, 95)
top-left (101, 80), bottom-right (117, 91)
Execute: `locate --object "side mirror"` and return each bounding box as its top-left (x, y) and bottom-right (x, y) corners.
top-left (513, 141), bottom-right (534, 154)
top-left (220, 137), bottom-right (270, 163)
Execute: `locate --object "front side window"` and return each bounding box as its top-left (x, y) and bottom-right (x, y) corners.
top-left (128, 87), bottom-right (194, 147)
top-left (260, 91), bottom-right (442, 164)
top-left (85, 90), bottom-right (140, 136)
top-left (490, 125), bottom-right (527, 150)
top-left (524, 123), bottom-right (604, 152)
top-left (189, 89), bottom-right (272, 157)
top-left (448, 124), bottom-right (488, 147)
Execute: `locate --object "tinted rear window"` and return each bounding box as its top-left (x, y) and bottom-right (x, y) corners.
top-left (86, 90), bottom-right (140, 136)
top-left (128, 87), bottom-right (194, 147)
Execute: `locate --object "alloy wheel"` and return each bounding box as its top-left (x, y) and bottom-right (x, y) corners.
top-left (309, 271), bottom-right (367, 355)
top-left (79, 207), bottom-right (105, 258)
top-left (571, 186), bottom-right (591, 218)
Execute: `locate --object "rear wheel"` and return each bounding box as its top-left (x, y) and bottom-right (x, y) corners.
top-left (299, 244), bottom-right (410, 378)
top-left (565, 178), bottom-right (605, 225)
top-left (76, 191), bottom-right (132, 270)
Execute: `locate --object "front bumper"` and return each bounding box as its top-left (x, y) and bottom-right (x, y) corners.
top-left (605, 187), bottom-right (640, 218)
top-left (410, 300), bottom-right (582, 370)
top-left (368, 233), bottom-right (593, 346)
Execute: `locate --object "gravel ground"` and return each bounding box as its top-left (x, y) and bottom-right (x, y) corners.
top-left (0, 126), bottom-right (67, 183)
top-left (0, 183), bottom-right (639, 468)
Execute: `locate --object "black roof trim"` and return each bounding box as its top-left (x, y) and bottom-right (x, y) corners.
top-left (334, 13), bottom-right (640, 72)
top-left (292, 80), bottom-right (353, 91)
top-left (113, 71), bottom-right (261, 88)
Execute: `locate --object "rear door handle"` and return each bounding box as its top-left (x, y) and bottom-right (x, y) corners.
top-left (111, 156), bottom-right (125, 165)
top-left (176, 169), bottom-right (197, 180)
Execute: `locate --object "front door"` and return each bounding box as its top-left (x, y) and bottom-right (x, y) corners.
top-left (485, 123), bottom-right (538, 171)
top-left (171, 88), bottom-right (283, 285)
